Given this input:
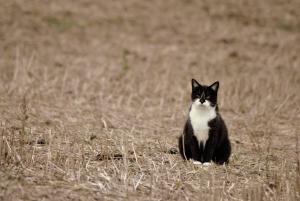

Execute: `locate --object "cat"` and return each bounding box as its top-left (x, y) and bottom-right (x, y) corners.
top-left (178, 79), bottom-right (231, 165)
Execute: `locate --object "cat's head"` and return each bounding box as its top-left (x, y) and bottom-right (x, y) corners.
top-left (191, 79), bottom-right (219, 109)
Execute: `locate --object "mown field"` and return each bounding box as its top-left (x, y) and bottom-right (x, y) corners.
top-left (0, 0), bottom-right (299, 200)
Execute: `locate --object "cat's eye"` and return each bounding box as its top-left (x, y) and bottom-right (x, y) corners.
top-left (206, 96), bottom-right (210, 99)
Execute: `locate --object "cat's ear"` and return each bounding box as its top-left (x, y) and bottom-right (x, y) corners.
top-left (191, 79), bottom-right (201, 89)
top-left (210, 81), bottom-right (219, 92)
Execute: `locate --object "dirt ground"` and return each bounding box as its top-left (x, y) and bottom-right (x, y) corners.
top-left (0, 0), bottom-right (299, 200)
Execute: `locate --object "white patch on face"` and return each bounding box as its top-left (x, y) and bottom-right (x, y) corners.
top-left (193, 98), bottom-right (212, 108)
top-left (189, 99), bottom-right (216, 148)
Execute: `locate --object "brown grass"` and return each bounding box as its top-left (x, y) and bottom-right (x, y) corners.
top-left (0, 0), bottom-right (300, 200)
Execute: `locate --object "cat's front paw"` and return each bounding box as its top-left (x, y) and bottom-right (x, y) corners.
top-left (191, 160), bottom-right (202, 165)
top-left (202, 162), bottom-right (212, 166)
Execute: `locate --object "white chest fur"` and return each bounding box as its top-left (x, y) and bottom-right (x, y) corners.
top-left (189, 103), bottom-right (216, 147)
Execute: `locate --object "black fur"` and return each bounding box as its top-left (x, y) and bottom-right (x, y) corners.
top-left (178, 79), bottom-right (231, 164)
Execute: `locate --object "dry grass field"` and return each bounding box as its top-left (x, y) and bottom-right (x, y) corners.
top-left (0, 0), bottom-right (300, 200)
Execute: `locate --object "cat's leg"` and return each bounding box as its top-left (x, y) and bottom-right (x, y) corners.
top-left (214, 138), bottom-right (231, 164)
top-left (202, 150), bottom-right (213, 166)
top-left (190, 138), bottom-right (202, 162)
top-left (203, 138), bottom-right (215, 164)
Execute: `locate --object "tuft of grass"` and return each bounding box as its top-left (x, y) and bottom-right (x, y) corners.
top-left (122, 49), bottom-right (130, 72)
top-left (19, 95), bottom-right (28, 146)
top-left (277, 22), bottom-right (300, 32)
top-left (43, 16), bottom-right (77, 32)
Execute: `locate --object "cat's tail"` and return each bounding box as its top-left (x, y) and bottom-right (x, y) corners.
top-left (178, 135), bottom-right (189, 160)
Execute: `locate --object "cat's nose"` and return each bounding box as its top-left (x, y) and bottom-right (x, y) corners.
top-left (200, 98), bottom-right (205, 104)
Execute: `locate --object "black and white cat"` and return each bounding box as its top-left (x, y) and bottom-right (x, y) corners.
top-left (178, 79), bottom-right (231, 165)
